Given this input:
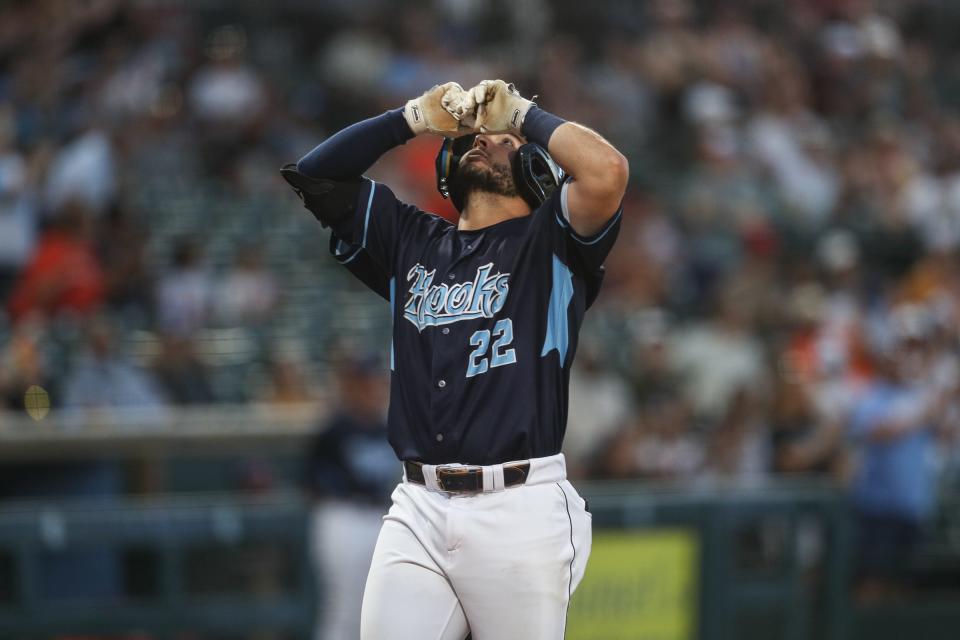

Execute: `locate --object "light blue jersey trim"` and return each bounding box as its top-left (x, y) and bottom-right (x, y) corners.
top-left (570, 209), bottom-right (622, 245)
top-left (333, 238), bottom-right (363, 265)
top-left (554, 180), bottom-right (622, 246)
top-left (389, 276), bottom-right (396, 371)
top-left (339, 247), bottom-right (363, 264)
top-left (541, 255), bottom-right (574, 365)
top-left (340, 249), bottom-right (362, 265)
top-left (554, 209), bottom-right (622, 246)
top-left (361, 180), bottom-right (377, 249)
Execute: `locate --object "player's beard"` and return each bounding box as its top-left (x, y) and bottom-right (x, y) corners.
top-left (454, 159), bottom-right (519, 208)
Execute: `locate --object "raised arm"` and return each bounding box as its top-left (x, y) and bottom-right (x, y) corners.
top-left (284, 82), bottom-right (475, 235)
top-left (296, 82), bottom-right (475, 179)
top-left (296, 107), bottom-right (415, 179)
top-left (465, 80), bottom-right (629, 236)
top-left (539, 120), bottom-right (629, 236)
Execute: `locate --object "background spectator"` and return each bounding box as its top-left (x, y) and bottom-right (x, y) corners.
top-left (155, 237), bottom-right (213, 337)
top-left (848, 305), bottom-right (951, 602)
top-left (62, 314), bottom-right (168, 417)
top-left (214, 244), bottom-right (280, 326)
top-left (7, 201), bottom-right (104, 323)
top-left (151, 333), bottom-right (216, 405)
top-left (0, 105), bottom-right (38, 301)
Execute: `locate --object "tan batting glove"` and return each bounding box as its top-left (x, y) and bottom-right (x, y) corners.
top-left (464, 80), bottom-right (534, 135)
top-left (403, 82), bottom-right (475, 137)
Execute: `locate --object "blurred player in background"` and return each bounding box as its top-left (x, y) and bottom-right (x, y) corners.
top-left (304, 352), bottom-right (395, 640)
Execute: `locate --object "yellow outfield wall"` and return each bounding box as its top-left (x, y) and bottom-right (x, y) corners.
top-left (567, 529), bottom-right (700, 640)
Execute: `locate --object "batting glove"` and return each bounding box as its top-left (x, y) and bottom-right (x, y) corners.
top-left (404, 82), bottom-right (475, 137)
top-left (464, 80), bottom-right (534, 135)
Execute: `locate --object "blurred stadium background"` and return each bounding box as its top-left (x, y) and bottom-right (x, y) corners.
top-left (1, 0), bottom-right (960, 638)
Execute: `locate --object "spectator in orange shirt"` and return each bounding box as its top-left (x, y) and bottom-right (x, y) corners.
top-left (7, 201), bottom-right (105, 323)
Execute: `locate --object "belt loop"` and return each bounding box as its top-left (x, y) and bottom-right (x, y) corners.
top-left (486, 464), bottom-right (505, 492)
top-left (422, 464), bottom-right (442, 492)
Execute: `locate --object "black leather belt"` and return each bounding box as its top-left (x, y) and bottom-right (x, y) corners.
top-left (404, 460), bottom-right (530, 493)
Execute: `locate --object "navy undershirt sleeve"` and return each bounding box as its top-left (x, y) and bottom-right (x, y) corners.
top-left (296, 108), bottom-right (415, 179)
top-left (521, 105), bottom-right (566, 148)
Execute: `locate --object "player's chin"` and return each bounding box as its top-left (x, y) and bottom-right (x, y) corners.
top-left (458, 161), bottom-right (489, 181)
top-left (458, 159), bottom-right (518, 198)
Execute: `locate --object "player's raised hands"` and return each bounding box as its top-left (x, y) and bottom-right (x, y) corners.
top-left (462, 80), bottom-right (534, 135)
top-left (404, 82), bottom-right (476, 137)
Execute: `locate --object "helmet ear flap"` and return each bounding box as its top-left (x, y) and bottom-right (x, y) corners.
top-left (435, 135), bottom-right (477, 211)
top-left (512, 143), bottom-right (563, 210)
top-left (435, 138), bottom-right (456, 201)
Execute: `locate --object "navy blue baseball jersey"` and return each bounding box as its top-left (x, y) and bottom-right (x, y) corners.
top-left (327, 180), bottom-right (621, 465)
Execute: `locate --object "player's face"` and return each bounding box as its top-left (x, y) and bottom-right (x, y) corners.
top-left (456, 134), bottom-right (523, 203)
top-left (460, 133), bottom-right (523, 171)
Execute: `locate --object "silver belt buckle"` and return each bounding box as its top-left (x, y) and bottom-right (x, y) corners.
top-left (436, 464), bottom-right (482, 492)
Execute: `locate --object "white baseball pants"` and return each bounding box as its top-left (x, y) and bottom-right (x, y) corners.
top-left (360, 453), bottom-right (592, 640)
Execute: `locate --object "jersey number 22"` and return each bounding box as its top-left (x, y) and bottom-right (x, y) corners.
top-left (466, 319), bottom-right (517, 378)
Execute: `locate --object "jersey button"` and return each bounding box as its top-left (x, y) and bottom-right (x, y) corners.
top-left (448, 273), bottom-right (456, 280)
top-left (436, 433), bottom-right (444, 442)
top-left (442, 327), bottom-right (450, 335)
top-left (438, 379), bottom-right (446, 388)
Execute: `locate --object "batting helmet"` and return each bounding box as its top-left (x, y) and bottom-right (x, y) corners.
top-left (435, 134), bottom-right (563, 211)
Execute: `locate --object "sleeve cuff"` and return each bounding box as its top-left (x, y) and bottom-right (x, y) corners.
top-left (558, 182), bottom-right (622, 245)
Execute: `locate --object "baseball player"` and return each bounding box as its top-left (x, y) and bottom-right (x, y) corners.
top-left (304, 353), bottom-right (395, 640)
top-left (282, 80), bottom-right (628, 639)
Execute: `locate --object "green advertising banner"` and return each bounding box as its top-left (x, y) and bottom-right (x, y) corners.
top-left (567, 529), bottom-right (699, 640)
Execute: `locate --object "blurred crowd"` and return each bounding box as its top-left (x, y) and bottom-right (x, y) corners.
top-left (3, 0), bottom-right (960, 592)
